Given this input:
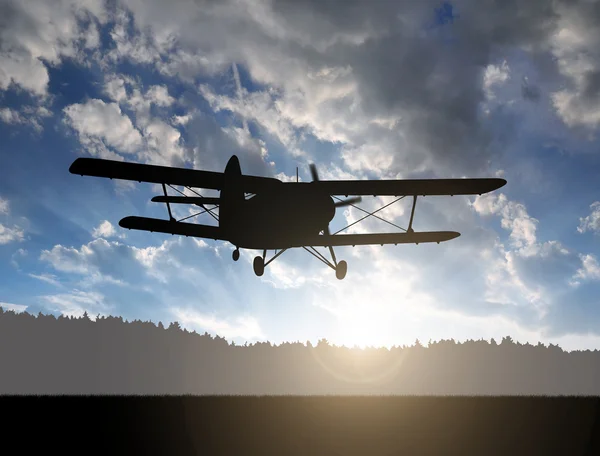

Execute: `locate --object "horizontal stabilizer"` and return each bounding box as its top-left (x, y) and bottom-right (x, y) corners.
top-left (298, 231), bottom-right (460, 248)
top-left (151, 196), bottom-right (220, 205)
top-left (119, 216), bottom-right (226, 241)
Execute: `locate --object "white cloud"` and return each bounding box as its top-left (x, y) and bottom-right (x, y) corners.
top-left (570, 254), bottom-right (600, 287)
top-left (40, 244), bottom-right (93, 274)
top-left (171, 307), bottom-right (266, 341)
top-left (39, 237), bottom-right (214, 290)
top-left (64, 99), bottom-right (143, 158)
top-left (40, 238), bottom-right (149, 285)
top-left (472, 193), bottom-right (538, 251)
top-left (577, 201), bottom-right (600, 235)
top-left (549, 4), bottom-right (600, 129)
top-left (140, 120), bottom-right (186, 165)
top-left (0, 223), bottom-right (24, 244)
top-left (0, 107), bottom-right (23, 125)
top-left (0, 302), bottom-right (28, 313)
top-left (145, 85), bottom-right (175, 107)
top-left (106, 9), bottom-right (162, 66)
top-left (0, 0), bottom-right (107, 97)
top-left (172, 114), bottom-right (192, 126)
top-left (92, 220), bottom-right (124, 239)
top-left (470, 192), bottom-right (580, 320)
top-left (0, 106), bottom-right (51, 132)
top-left (40, 290), bottom-right (111, 320)
top-left (28, 273), bottom-right (62, 288)
top-left (103, 74), bottom-right (131, 103)
top-left (199, 84), bottom-right (303, 156)
top-left (101, 75), bottom-right (184, 165)
top-left (0, 197), bottom-right (9, 215)
top-left (483, 60), bottom-right (510, 99)
top-left (92, 220), bottom-right (116, 238)
top-left (11, 248), bottom-right (27, 269)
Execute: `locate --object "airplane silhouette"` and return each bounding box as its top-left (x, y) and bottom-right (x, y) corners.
top-left (69, 155), bottom-right (506, 279)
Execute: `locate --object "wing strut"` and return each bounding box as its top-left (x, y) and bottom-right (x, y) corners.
top-left (407, 195), bottom-right (417, 234)
top-left (333, 196), bottom-right (407, 235)
top-left (161, 183), bottom-right (176, 222)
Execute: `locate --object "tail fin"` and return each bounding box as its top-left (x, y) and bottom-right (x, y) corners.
top-left (219, 155), bottom-right (244, 233)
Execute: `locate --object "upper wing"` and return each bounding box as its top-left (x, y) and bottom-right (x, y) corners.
top-left (69, 158), bottom-right (280, 193)
top-left (311, 178), bottom-right (506, 196)
top-left (296, 231), bottom-right (460, 247)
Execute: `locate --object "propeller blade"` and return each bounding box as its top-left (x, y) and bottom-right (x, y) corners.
top-left (309, 163), bottom-right (319, 182)
top-left (334, 196), bottom-right (362, 208)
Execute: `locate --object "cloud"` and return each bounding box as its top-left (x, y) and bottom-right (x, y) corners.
top-left (570, 254), bottom-right (600, 287)
top-left (0, 106), bottom-right (52, 132)
top-left (63, 99), bottom-right (143, 158)
top-left (28, 273), bottom-right (62, 288)
top-left (11, 248), bottom-right (27, 269)
top-left (0, 0), bottom-right (106, 97)
top-left (472, 193), bottom-right (538, 252)
top-left (0, 302), bottom-right (28, 313)
top-left (101, 75), bottom-right (186, 165)
top-left (549, 3), bottom-right (600, 130)
top-left (170, 307), bottom-right (266, 341)
top-left (182, 111), bottom-right (273, 176)
top-left (0, 108), bottom-right (23, 125)
top-left (470, 192), bottom-right (585, 325)
top-left (145, 85), bottom-right (175, 108)
top-left (577, 201), bottom-right (600, 235)
top-left (0, 196), bottom-right (27, 242)
top-left (0, 223), bottom-right (24, 244)
top-left (521, 76), bottom-right (541, 102)
top-left (92, 220), bottom-right (117, 239)
top-left (40, 290), bottom-right (111, 320)
top-left (0, 197), bottom-right (8, 215)
top-left (39, 238), bottom-right (149, 284)
top-left (484, 60), bottom-right (511, 99)
top-left (39, 236), bottom-right (216, 288)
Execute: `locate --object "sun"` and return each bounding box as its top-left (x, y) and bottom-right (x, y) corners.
top-left (333, 311), bottom-right (389, 349)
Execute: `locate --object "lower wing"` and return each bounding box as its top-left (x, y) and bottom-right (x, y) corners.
top-left (118, 216), bottom-right (458, 247)
top-left (119, 216), bottom-right (226, 241)
top-left (298, 231), bottom-right (460, 247)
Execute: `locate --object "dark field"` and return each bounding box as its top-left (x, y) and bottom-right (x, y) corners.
top-left (3, 396), bottom-right (599, 455)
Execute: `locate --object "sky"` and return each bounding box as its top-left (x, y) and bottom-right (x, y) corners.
top-left (1, 0), bottom-right (600, 351)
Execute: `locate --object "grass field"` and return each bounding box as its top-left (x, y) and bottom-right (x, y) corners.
top-left (3, 396), bottom-right (599, 455)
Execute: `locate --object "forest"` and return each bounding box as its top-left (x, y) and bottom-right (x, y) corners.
top-left (1, 308), bottom-right (598, 395)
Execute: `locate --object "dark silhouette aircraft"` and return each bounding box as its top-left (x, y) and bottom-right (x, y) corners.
top-left (69, 155), bottom-right (506, 279)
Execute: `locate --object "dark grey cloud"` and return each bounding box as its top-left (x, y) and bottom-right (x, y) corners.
top-left (522, 82), bottom-right (541, 102)
top-left (110, 0), bottom-right (600, 179)
top-left (183, 111), bottom-right (273, 176)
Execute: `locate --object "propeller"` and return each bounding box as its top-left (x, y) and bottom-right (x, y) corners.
top-left (309, 163), bottom-right (362, 209)
top-left (309, 163), bottom-right (362, 238)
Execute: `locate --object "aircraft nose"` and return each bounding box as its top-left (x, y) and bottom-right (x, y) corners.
top-left (326, 196), bottom-right (335, 222)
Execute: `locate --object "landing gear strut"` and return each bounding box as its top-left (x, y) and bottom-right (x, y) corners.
top-left (252, 249), bottom-right (288, 277)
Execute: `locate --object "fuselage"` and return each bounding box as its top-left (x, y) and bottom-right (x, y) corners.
top-left (219, 156), bottom-right (335, 249)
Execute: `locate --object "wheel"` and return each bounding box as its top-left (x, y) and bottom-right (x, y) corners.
top-left (232, 248), bottom-right (240, 261)
top-left (253, 256), bottom-right (264, 276)
top-left (335, 260), bottom-right (347, 280)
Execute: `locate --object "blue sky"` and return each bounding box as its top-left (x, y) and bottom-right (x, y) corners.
top-left (1, 0), bottom-right (600, 350)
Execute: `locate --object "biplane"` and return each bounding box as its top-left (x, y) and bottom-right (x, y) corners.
top-left (69, 155), bottom-right (506, 280)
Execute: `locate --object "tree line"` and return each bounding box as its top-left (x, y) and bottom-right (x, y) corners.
top-left (1, 308), bottom-right (598, 395)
